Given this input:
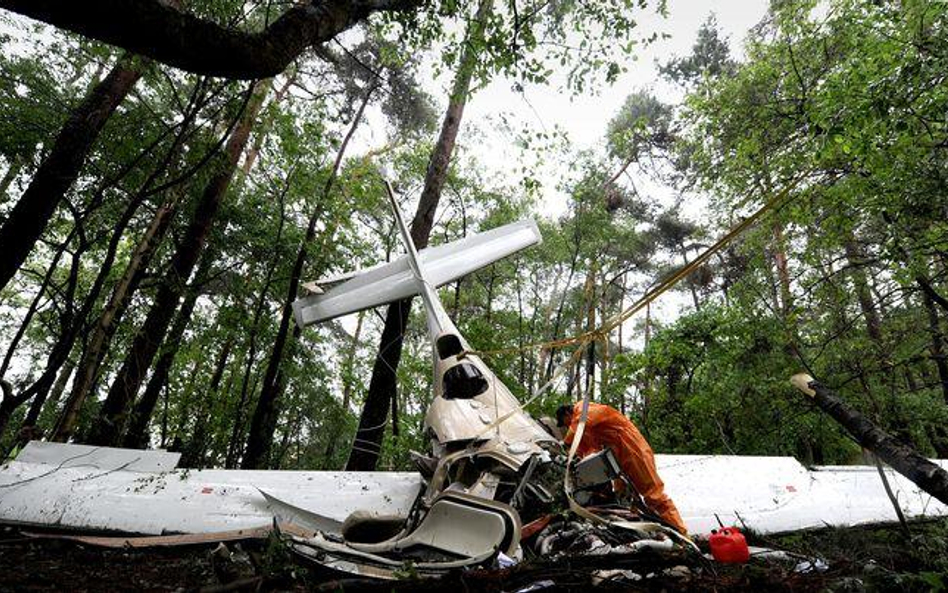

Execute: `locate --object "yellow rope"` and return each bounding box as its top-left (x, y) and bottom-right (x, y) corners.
top-left (461, 174), bottom-right (805, 361)
top-left (557, 177), bottom-right (803, 546)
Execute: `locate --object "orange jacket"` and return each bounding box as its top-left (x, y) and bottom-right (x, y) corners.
top-left (564, 402), bottom-right (688, 535)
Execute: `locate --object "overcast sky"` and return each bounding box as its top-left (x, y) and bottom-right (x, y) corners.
top-left (351, 0), bottom-right (770, 219)
top-left (461, 0), bottom-right (771, 329)
top-left (473, 1), bottom-right (769, 145)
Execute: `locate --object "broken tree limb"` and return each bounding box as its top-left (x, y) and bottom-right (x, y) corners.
top-left (790, 373), bottom-right (948, 506)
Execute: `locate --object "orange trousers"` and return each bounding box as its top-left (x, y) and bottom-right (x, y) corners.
top-left (564, 402), bottom-right (688, 535)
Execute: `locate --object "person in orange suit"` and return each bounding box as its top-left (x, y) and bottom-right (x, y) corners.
top-left (556, 402), bottom-right (688, 535)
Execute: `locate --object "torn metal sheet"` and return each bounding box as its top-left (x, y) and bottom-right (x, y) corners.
top-left (3, 207), bottom-right (947, 583)
top-left (2, 446), bottom-right (943, 539)
top-left (258, 489), bottom-right (343, 533)
top-left (22, 523), bottom-right (314, 548)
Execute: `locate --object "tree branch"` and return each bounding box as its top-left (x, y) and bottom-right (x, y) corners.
top-left (0, 0), bottom-right (421, 79)
top-left (791, 373), bottom-right (948, 506)
top-left (917, 275), bottom-right (948, 315)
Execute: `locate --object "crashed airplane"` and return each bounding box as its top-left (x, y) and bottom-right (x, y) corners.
top-left (1, 183), bottom-right (947, 580)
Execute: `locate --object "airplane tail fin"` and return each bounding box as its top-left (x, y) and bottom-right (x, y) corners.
top-left (292, 189), bottom-right (541, 329)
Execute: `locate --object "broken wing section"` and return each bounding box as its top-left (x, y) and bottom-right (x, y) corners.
top-left (0, 442), bottom-right (423, 536)
top-left (659, 455), bottom-right (948, 535)
top-left (292, 219), bottom-right (542, 327)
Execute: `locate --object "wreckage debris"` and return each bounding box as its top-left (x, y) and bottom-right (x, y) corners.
top-left (6, 519), bottom-right (948, 592)
top-left (2, 213), bottom-right (948, 587)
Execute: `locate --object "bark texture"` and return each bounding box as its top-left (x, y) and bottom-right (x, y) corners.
top-left (83, 80), bottom-right (271, 446)
top-left (60, 184), bottom-right (189, 440)
top-left (241, 83), bottom-right (375, 469)
top-left (921, 285), bottom-right (948, 406)
top-left (120, 248), bottom-right (214, 449)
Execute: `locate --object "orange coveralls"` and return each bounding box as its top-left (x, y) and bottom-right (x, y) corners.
top-left (564, 402), bottom-right (688, 535)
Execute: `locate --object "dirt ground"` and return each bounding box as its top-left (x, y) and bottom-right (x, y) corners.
top-left (1, 520), bottom-right (946, 592)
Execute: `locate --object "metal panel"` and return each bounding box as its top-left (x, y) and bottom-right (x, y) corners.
top-left (0, 450), bottom-right (423, 536)
top-left (2, 444), bottom-right (946, 537)
top-left (658, 455), bottom-right (948, 534)
top-left (293, 219), bottom-right (541, 327)
top-left (13, 441), bottom-right (180, 472)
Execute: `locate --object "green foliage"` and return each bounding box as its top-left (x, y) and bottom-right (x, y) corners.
top-left (381, 0), bottom-right (667, 93)
top-left (658, 14), bottom-right (736, 85)
top-left (3, 0), bottom-right (948, 477)
top-left (606, 90), bottom-right (674, 162)
top-left (628, 0), bottom-right (948, 462)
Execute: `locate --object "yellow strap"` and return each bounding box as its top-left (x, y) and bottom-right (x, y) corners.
top-left (462, 174), bottom-right (805, 360)
top-left (557, 178), bottom-right (803, 550)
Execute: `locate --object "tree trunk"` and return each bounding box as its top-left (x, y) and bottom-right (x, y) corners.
top-left (63, 182), bottom-right (189, 428)
top-left (680, 245), bottom-right (701, 311)
top-left (0, 54), bottom-right (142, 291)
top-left (43, 357), bottom-right (74, 412)
top-left (583, 264), bottom-right (596, 400)
top-left (120, 248), bottom-right (215, 449)
top-left (346, 299), bottom-right (412, 471)
top-left (600, 272), bottom-right (612, 408)
top-left (921, 283), bottom-right (948, 406)
top-left (844, 238), bottom-right (884, 345)
top-left (45, 193), bottom-right (150, 441)
top-left (48, 81), bottom-right (216, 442)
top-left (319, 313), bottom-right (366, 469)
top-left (544, 240), bottom-right (582, 382)
top-left (516, 264), bottom-right (526, 386)
top-left (0, 381), bottom-right (16, 439)
top-left (0, 230), bottom-right (72, 377)
top-left (0, 156), bottom-right (22, 198)
top-left (5, 357), bottom-right (76, 453)
top-left (342, 311), bottom-right (365, 411)
top-left (773, 222), bottom-right (793, 317)
top-left (241, 82), bottom-right (375, 469)
top-left (35, 107), bottom-right (204, 439)
top-left (240, 72), bottom-right (296, 176)
top-left (916, 274), bottom-right (948, 316)
top-left (927, 424), bottom-right (948, 459)
top-left (344, 0), bottom-right (492, 472)
top-left (83, 80), bottom-right (271, 447)
top-left (224, 197), bottom-right (288, 468)
top-left (179, 338), bottom-right (233, 467)
top-left (0, 236), bottom-right (87, 443)
top-left (484, 268), bottom-right (496, 323)
top-left (791, 374), bottom-right (948, 506)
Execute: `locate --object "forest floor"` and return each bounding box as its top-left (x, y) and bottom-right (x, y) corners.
top-left (0, 519), bottom-right (946, 592)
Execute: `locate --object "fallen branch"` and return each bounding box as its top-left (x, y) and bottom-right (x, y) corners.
top-left (790, 373), bottom-right (948, 506)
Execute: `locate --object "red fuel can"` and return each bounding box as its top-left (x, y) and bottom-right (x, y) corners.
top-left (709, 527), bottom-right (750, 563)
